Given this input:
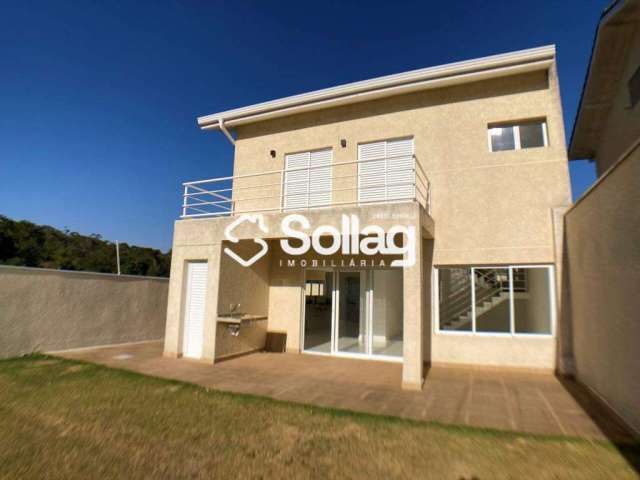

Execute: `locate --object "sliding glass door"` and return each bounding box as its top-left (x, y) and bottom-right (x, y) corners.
top-left (337, 271), bottom-right (367, 354)
top-left (303, 269), bottom-right (403, 360)
top-left (371, 269), bottom-right (404, 356)
top-left (303, 270), bottom-right (333, 353)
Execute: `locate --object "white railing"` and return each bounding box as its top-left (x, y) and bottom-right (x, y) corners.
top-left (181, 155), bottom-right (431, 218)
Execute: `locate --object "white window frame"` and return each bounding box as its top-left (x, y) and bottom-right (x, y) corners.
top-left (487, 120), bottom-right (548, 152)
top-left (433, 265), bottom-right (556, 338)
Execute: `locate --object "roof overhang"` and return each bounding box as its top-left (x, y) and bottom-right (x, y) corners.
top-left (198, 45), bottom-right (556, 132)
top-left (569, 0), bottom-right (640, 160)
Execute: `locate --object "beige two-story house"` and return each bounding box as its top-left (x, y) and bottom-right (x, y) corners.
top-left (163, 45), bottom-right (571, 390)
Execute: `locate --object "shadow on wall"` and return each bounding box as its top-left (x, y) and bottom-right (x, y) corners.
top-left (423, 238), bottom-right (434, 367)
top-left (557, 376), bottom-right (640, 473)
top-left (557, 229), bottom-right (575, 376)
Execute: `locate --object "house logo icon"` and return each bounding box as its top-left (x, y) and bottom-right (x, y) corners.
top-left (223, 214), bottom-right (269, 267)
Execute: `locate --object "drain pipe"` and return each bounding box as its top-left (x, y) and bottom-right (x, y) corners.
top-left (219, 118), bottom-right (236, 146)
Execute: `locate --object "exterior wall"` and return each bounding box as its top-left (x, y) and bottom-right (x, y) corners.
top-left (0, 266), bottom-right (168, 358)
top-left (167, 64), bottom-right (572, 375)
top-left (431, 335), bottom-right (555, 370)
top-left (163, 240), bottom-right (222, 362)
top-left (563, 140), bottom-right (640, 434)
top-left (231, 67), bottom-right (570, 367)
top-left (215, 319), bottom-right (267, 360)
top-left (594, 28), bottom-right (640, 175)
top-left (233, 68), bottom-right (571, 267)
top-left (266, 242), bottom-right (304, 352)
top-left (164, 203), bottom-right (427, 367)
top-left (218, 240), bottom-right (270, 317)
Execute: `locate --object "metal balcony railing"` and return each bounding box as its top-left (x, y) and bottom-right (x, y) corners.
top-left (180, 155), bottom-right (431, 218)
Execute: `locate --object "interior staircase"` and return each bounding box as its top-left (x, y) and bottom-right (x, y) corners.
top-left (440, 268), bottom-right (526, 330)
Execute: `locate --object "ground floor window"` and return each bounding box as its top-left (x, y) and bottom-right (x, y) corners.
top-left (303, 268), bottom-right (403, 359)
top-left (435, 265), bottom-right (554, 335)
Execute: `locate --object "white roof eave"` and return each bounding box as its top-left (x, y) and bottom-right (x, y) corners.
top-left (198, 45), bottom-right (556, 130)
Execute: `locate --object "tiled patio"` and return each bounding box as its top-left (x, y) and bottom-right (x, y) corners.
top-left (56, 341), bottom-right (633, 442)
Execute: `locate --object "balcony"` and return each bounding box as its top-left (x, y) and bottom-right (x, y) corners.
top-left (181, 155), bottom-right (431, 218)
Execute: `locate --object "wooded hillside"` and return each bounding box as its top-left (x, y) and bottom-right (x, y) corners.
top-left (0, 215), bottom-right (171, 277)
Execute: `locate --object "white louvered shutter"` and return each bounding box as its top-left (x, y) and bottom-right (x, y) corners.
top-left (358, 141), bottom-right (386, 203)
top-left (358, 138), bottom-right (414, 203)
top-left (386, 138), bottom-right (415, 200)
top-left (284, 152), bottom-right (309, 210)
top-left (308, 149), bottom-right (332, 207)
top-left (182, 262), bottom-right (208, 359)
top-left (284, 149), bottom-right (332, 210)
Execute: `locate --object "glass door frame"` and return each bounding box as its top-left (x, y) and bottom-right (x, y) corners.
top-left (301, 268), bottom-right (403, 362)
top-left (333, 269), bottom-right (370, 356)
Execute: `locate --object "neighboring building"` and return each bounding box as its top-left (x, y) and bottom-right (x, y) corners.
top-left (164, 45), bottom-right (572, 390)
top-left (566, 0), bottom-right (640, 434)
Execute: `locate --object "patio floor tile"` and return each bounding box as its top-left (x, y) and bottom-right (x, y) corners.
top-left (56, 341), bottom-right (635, 442)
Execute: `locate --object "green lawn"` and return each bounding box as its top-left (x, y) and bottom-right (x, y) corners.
top-left (0, 355), bottom-right (637, 479)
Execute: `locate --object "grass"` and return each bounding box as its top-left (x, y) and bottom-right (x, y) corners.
top-left (0, 355), bottom-right (638, 479)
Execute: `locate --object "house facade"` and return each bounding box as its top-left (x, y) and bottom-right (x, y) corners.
top-left (163, 45), bottom-right (571, 390)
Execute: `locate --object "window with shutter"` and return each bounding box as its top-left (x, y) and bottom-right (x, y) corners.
top-left (358, 138), bottom-right (415, 204)
top-left (283, 148), bottom-right (332, 210)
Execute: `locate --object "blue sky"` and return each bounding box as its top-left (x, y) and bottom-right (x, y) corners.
top-left (1, 0), bottom-right (604, 251)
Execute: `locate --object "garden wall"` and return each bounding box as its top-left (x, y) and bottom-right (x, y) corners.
top-left (0, 266), bottom-right (168, 358)
top-left (563, 147), bottom-right (640, 436)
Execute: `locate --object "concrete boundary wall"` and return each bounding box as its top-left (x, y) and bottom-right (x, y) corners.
top-left (563, 147), bottom-right (640, 436)
top-left (0, 266), bottom-right (169, 358)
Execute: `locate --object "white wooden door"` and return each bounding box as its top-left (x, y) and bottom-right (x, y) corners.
top-left (182, 261), bottom-right (208, 358)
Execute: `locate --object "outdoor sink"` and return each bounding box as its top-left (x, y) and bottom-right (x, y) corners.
top-left (217, 313), bottom-right (267, 324)
top-left (218, 312), bottom-right (247, 318)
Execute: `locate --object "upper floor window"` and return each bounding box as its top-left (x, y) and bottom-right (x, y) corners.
top-left (283, 148), bottom-right (332, 211)
top-left (358, 137), bottom-right (415, 203)
top-left (488, 120), bottom-right (548, 152)
top-left (629, 65), bottom-right (640, 108)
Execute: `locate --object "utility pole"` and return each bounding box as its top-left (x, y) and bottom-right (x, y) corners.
top-left (116, 240), bottom-right (121, 275)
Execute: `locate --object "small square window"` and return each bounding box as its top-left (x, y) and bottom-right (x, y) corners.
top-left (489, 126), bottom-right (516, 152)
top-left (488, 120), bottom-right (547, 152)
top-left (519, 122), bottom-right (546, 149)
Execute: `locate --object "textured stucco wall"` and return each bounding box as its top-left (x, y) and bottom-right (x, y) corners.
top-left (564, 146), bottom-right (640, 435)
top-left (218, 240), bottom-right (270, 317)
top-left (232, 68), bottom-right (571, 266)
top-left (431, 334), bottom-right (556, 370)
top-left (215, 319), bottom-right (267, 360)
top-left (594, 28), bottom-right (640, 175)
top-left (0, 266), bottom-right (168, 358)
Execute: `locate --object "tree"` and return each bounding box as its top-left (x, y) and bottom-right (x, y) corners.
top-left (0, 215), bottom-right (171, 277)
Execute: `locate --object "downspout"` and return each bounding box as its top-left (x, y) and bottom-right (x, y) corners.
top-left (219, 118), bottom-right (236, 146)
